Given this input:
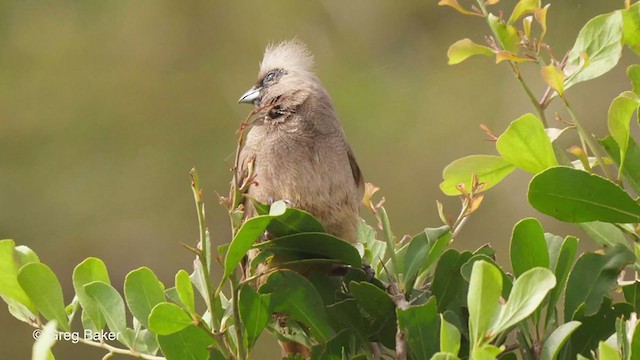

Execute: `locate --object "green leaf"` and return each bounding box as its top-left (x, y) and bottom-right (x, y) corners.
top-left (540, 321), bottom-right (581, 360)
top-left (568, 299), bottom-right (632, 358)
top-left (349, 281), bottom-right (396, 348)
top-left (600, 136), bottom-right (640, 195)
top-left (157, 325), bottom-right (213, 360)
top-left (488, 14), bottom-right (520, 52)
top-left (623, 2), bottom-right (640, 55)
top-left (72, 257), bottom-right (110, 331)
top-left (430, 353), bottom-right (460, 360)
top-left (440, 155), bottom-right (515, 196)
top-left (472, 344), bottom-right (503, 360)
top-left (356, 219), bottom-right (386, 275)
top-left (252, 200), bottom-right (326, 237)
top-left (260, 270), bottom-right (334, 341)
top-left (32, 321), bottom-right (57, 360)
top-left (17, 263), bottom-right (69, 331)
top-left (599, 341), bottom-right (621, 360)
top-left (565, 11), bottom-right (624, 89)
top-left (402, 231), bottom-right (431, 291)
top-left (440, 314), bottom-right (461, 356)
top-left (254, 232), bottom-right (361, 268)
top-left (0, 240), bottom-right (37, 316)
top-left (14, 245), bottom-right (40, 266)
top-left (632, 318), bottom-right (640, 359)
top-left (447, 38), bottom-right (494, 65)
top-left (528, 167), bottom-right (640, 223)
top-left (460, 254), bottom-right (512, 299)
top-left (84, 281), bottom-right (131, 346)
top-left (496, 114), bottom-right (558, 174)
top-left (581, 220), bottom-right (629, 248)
top-left (509, 218), bottom-right (549, 277)
top-left (223, 202), bottom-right (287, 278)
top-left (629, 64), bottom-right (640, 96)
top-left (239, 284), bottom-right (271, 349)
top-left (148, 302), bottom-right (194, 335)
top-left (623, 281), bottom-right (640, 310)
top-left (424, 227), bottom-right (452, 274)
top-left (564, 245), bottom-right (635, 321)
top-left (546, 236), bottom-right (578, 323)
top-left (467, 261), bottom-right (502, 347)
top-left (432, 250), bottom-right (472, 318)
top-left (492, 267), bottom-right (556, 334)
top-left (608, 91), bottom-right (640, 178)
top-left (541, 64), bottom-right (565, 96)
top-left (175, 270), bottom-right (195, 314)
top-left (508, 0), bottom-right (540, 24)
top-left (124, 267), bottom-right (165, 329)
top-left (397, 297), bottom-right (440, 360)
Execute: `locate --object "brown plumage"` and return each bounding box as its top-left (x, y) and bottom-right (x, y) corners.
top-left (237, 40), bottom-right (363, 358)
top-left (238, 40), bottom-right (363, 242)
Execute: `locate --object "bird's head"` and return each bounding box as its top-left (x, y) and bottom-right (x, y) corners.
top-left (238, 40), bottom-right (316, 109)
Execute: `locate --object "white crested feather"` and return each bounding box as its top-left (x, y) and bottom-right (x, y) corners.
top-left (260, 40), bottom-right (314, 75)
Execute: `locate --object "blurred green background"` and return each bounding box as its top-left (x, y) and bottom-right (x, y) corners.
top-left (0, 1), bottom-right (634, 358)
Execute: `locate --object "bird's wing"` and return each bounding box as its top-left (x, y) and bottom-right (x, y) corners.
top-left (347, 145), bottom-right (364, 193)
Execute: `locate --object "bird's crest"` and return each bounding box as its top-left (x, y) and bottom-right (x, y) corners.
top-left (260, 40), bottom-right (315, 75)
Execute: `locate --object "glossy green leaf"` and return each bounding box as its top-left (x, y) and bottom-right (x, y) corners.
top-left (72, 257), bottom-right (110, 331)
top-left (599, 341), bottom-right (621, 360)
top-left (629, 64), bottom-right (640, 96)
top-left (509, 218), bottom-right (549, 277)
top-left (565, 11), bottom-right (624, 89)
top-left (472, 344), bottom-right (503, 360)
top-left (467, 261), bottom-right (502, 347)
top-left (540, 321), bottom-right (581, 360)
top-left (84, 281), bottom-right (131, 346)
top-left (148, 302), bottom-right (194, 335)
top-left (17, 263), bottom-right (69, 331)
top-left (488, 14), bottom-right (520, 52)
top-left (496, 114), bottom-right (558, 174)
top-left (608, 91), bottom-right (640, 178)
top-left (581, 220), bottom-right (629, 248)
top-left (252, 200), bottom-right (326, 237)
top-left (430, 353), bottom-right (460, 360)
top-left (440, 314), bottom-right (461, 355)
top-left (528, 167), bottom-right (640, 223)
top-left (356, 219), bottom-right (386, 275)
top-left (254, 232), bottom-right (361, 267)
top-left (397, 297), bottom-right (440, 360)
top-left (460, 254), bottom-right (512, 298)
top-left (440, 155), bottom-right (515, 196)
top-left (546, 236), bottom-right (578, 324)
top-left (260, 270), bottom-right (334, 341)
top-left (402, 231), bottom-right (431, 290)
top-left (541, 64), bottom-right (565, 96)
top-left (32, 320), bottom-right (57, 360)
top-left (0, 240), bottom-right (37, 315)
top-left (124, 267), bottom-right (165, 329)
top-left (600, 136), bottom-right (640, 195)
top-left (223, 201), bottom-right (287, 278)
top-left (508, 0), bottom-right (540, 24)
top-left (447, 38), bottom-right (494, 65)
top-left (175, 270), bottom-right (195, 314)
top-left (239, 284), bottom-right (271, 349)
top-left (564, 245), bottom-right (635, 321)
top-left (157, 325), bottom-right (213, 360)
top-left (350, 281), bottom-right (396, 348)
top-left (425, 227), bottom-right (452, 273)
top-left (623, 2), bottom-right (640, 55)
top-left (492, 267), bottom-right (555, 334)
top-left (432, 250), bottom-right (472, 317)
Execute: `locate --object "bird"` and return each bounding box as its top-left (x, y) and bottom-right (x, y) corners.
top-left (237, 40), bottom-right (363, 358)
top-left (237, 40), bottom-right (363, 242)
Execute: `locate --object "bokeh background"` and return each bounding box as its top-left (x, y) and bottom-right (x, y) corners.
top-left (0, 1), bottom-right (635, 358)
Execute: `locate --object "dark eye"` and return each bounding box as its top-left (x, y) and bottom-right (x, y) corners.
top-left (263, 70), bottom-right (277, 87)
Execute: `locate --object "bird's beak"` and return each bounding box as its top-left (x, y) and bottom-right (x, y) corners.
top-left (238, 86), bottom-right (261, 105)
